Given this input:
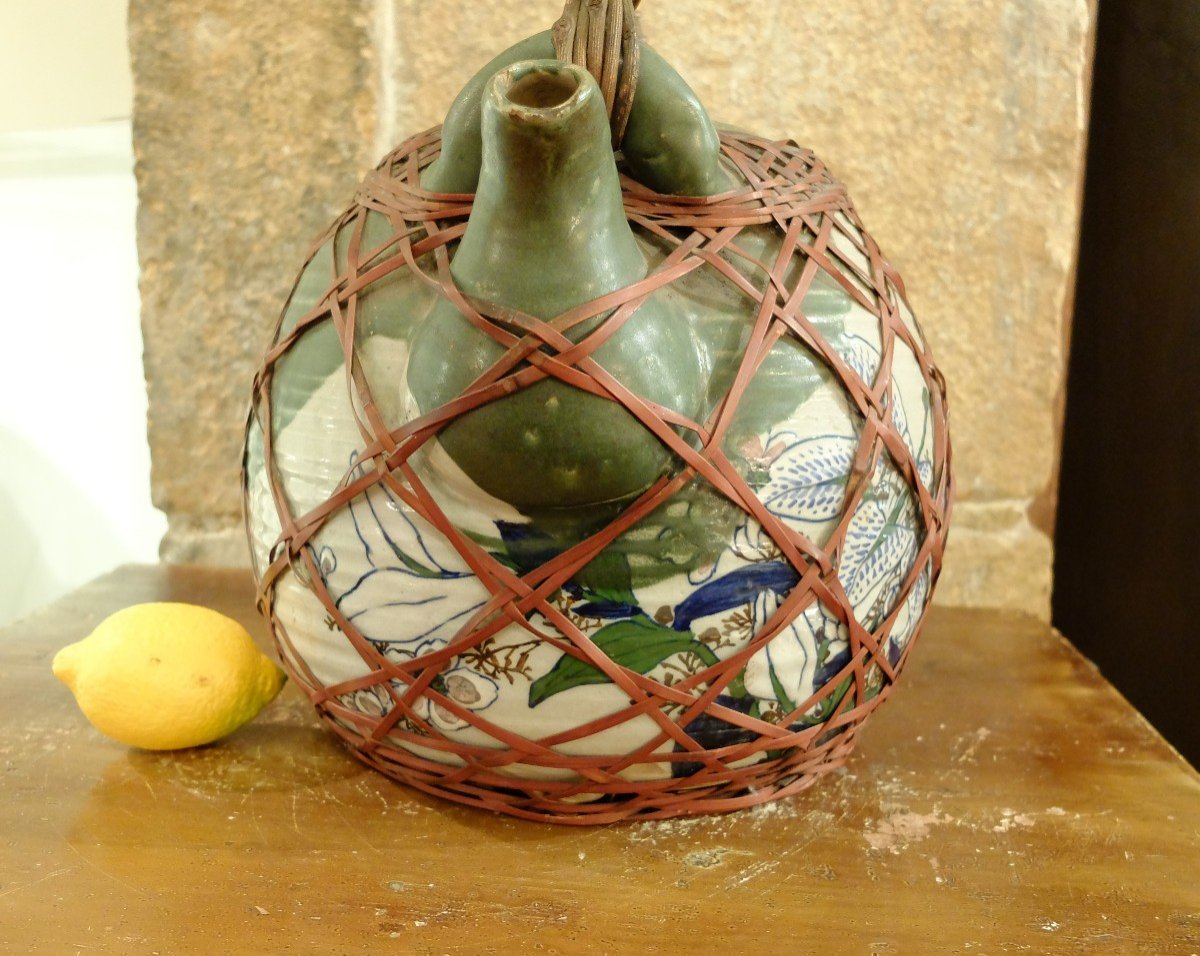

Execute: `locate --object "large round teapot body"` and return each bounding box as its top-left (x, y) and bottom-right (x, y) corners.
top-left (244, 50), bottom-right (951, 822)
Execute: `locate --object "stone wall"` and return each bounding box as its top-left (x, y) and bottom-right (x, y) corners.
top-left (131, 0), bottom-right (1095, 618)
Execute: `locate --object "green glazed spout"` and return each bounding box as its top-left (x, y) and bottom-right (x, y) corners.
top-left (421, 31), bottom-right (738, 197)
top-left (407, 61), bottom-right (705, 512)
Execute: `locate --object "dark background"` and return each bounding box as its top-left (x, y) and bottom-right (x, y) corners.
top-left (1054, 0), bottom-right (1200, 768)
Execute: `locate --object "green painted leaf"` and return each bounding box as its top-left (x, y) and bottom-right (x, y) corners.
top-left (387, 542), bottom-right (448, 579)
top-left (587, 584), bottom-right (640, 608)
top-left (769, 663), bottom-right (797, 713)
top-left (528, 616), bottom-right (718, 708)
top-left (572, 549), bottom-right (635, 603)
top-left (796, 673), bottom-right (854, 728)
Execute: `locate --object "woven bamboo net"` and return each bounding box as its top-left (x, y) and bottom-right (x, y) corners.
top-left (244, 117), bottom-right (953, 823)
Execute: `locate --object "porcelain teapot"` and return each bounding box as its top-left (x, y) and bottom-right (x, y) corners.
top-left (243, 2), bottom-right (952, 822)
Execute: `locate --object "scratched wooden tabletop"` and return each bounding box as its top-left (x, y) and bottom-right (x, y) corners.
top-left (2, 564), bottom-right (1198, 954)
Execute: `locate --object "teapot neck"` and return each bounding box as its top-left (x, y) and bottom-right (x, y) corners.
top-left (450, 61), bottom-right (646, 321)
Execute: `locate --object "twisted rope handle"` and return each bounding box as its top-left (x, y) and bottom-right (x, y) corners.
top-left (552, 0), bottom-right (642, 145)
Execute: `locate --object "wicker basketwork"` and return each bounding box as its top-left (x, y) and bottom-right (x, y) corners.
top-left (244, 118), bottom-right (952, 823)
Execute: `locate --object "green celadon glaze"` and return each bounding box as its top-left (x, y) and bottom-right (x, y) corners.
top-left (408, 61), bottom-right (707, 511)
top-left (259, 54), bottom-right (858, 586)
top-left (422, 32), bottom-right (738, 197)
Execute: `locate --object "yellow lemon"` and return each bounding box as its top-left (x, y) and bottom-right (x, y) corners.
top-left (52, 602), bottom-right (285, 750)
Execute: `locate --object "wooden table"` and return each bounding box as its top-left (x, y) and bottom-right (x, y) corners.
top-left (2, 565), bottom-right (1198, 954)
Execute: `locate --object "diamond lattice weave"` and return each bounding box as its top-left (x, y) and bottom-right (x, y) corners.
top-left (244, 126), bottom-right (953, 824)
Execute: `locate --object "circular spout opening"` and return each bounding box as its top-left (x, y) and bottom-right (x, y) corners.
top-left (490, 61), bottom-right (592, 125)
top-left (507, 69), bottom-right (579, 109)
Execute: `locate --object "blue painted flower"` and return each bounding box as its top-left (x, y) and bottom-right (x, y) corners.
top-left (320, 454), bottom-right (489, 650)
